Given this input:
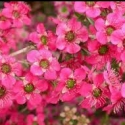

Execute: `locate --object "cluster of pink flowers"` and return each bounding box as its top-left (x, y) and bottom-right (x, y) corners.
top-left (0, 1), bottom-right (31, 54)
top-left (1, 1), bottom-right (125, 125)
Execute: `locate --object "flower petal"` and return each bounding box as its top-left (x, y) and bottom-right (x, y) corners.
top-left (74, 68), bottom-right (86, 81)
top-left (27, 50), bottom-right (40, 63)
top-left (60, 68), bottom-right (72, 81)
top-left (2, 75), bottom-right (16, 88)
top-left (30, 64), bottom-right (43, 76)
top-left (44, 69), bottom-right (57, 80)
top-left (74, 2), bottom-right (86, 13)
top-left (56, 37), bottom-right (66, 50)
top-left (66, 43), bottom-right (80, 54)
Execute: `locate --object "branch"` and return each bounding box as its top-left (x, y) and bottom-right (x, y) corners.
top-left (10, 45), bottom-right (35, 57)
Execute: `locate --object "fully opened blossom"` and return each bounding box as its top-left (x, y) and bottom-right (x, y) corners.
top-left (0, 55), bottom-right (22, 88)
top-left (2, 1), bottom-right (31, 27)
top-left (29, 23), bottom-right (57, 50)
top-left (95, 11), bottom-right (125, 44)
top-left (27, 49), bottom-right (60, 80)
top-left (79, 73), bottom-right (110, 109)
top-left (56, 17), bottom-right (88, 54)
top-left (54, 2), bottom-right (74, 17)
top-left (74, 2), bottom-right (101, 18)
top-left (13, 73), bottom-right (48, 107)
top-left (86, 39), bottom-right (120, 70)
top-left (59, 67), bottom-right (86, 101)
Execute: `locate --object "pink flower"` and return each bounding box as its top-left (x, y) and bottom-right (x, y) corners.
top-left (13, 73), bottom-right (48, 107)
top-left (103, 85), bottom-right (125, 114)
top-left (0, 11), bottom-right (11, 30)
top-left (27, 49), bottom-right (60, 80)
top-left (0, 55), bottom-right (22, 88)
top-left (29, 23), bottom-right (57, 50)
top-left (74, 2), bottom-right (101, 18)
top-left (5, 111), bottom-right (25, 125)
top-left (59, 67), bottom-right (86, 101)
top-left (95, 11), bottom-right (125, 44)
top-left (86, 40), bottom-right (120, 70)
top-left (0, 0), bottom-right (125, 117)
top-left (79, 73), bottom-right (110, 109)
top-left (47, 81), bottom-right (63, 104)
top-left (61, 53), bottom-right (83, 70)
top-left (2, 1), bottom-right (31, 27)
top-left (97, 2), bottom-right (111, 8)
top-left (56, 17), bottom-right (88, 54)
top-left (26, 113), bottom-right (45, 125)
top-left (54, 2), bottom-right (74, 17)
top-left (102, 62), bottom-right (125, 114)
top-left (0, 29), bottom-right (18, 54)
top-left (0, 83), bottom-right (13, 109)
top-left (110, 23), bottom-right (125, 53)
top-left (110, 2), bottom-right (125, 14)
top-left (103, 61), bottom-right (122, 94)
